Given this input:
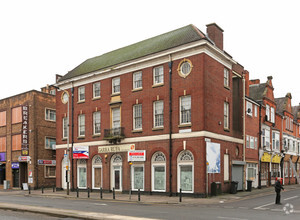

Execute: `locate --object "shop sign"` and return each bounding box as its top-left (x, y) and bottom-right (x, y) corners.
top-left (272, 154), bottom-right (281, 163)
top-left (0, 153), bottom-right (6, 162)
top-left (261, 152), bottom-right (271, 162)
top-left (21, 105), bottom-right (29, 156)
top-left (73, 146), bottom-right (89, 159)
top-left (38, 160), bottom-right (56, 165)
top-left (18, 156), bottom-right (31, 162)
top-left (128, 150), bottom-right (146, 162)
top-left (98, 144), bottom-right (135, 154)
top-left (11, 162), bottom-right (19, 169)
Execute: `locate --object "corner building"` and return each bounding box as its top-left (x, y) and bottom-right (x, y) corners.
top-left (55, 23), bottom-right (246, 196)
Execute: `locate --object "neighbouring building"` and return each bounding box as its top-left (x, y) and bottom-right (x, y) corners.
top-left (55, 23), bottom-right (249, 196)
top-left (0, 87), bottom-right (56, 189)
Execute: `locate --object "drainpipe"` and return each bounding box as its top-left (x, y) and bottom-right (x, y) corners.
top-left (168, 55), bottom-right (173, 197)
top-left (258, 104), bottom-right (262, 189)
top-left (71, 85), bottom-right (74, 191)
top-left (242, 75), bottom-right (246, 191)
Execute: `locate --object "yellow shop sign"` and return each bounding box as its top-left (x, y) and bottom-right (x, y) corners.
top-left (261, 152), bottom-right (271, 162)
top-left (272, 154), bottom-right (281, 163)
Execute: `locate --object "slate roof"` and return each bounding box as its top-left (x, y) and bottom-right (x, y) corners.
top-left (292, 105), bottom-right (300, 120)
top-left (59, 24), bottom-right (208, 82)
top-left (275, 97), bottom-right (286, 114)
top-left (249, 83), bottom-right (267, 101)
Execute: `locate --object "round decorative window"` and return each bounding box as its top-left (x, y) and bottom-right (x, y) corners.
top-left (177, 59), bottom-right (193, 78)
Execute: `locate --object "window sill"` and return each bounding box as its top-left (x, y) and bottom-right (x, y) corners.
top-left (62, 138), bottom-right (67, 141)
top-left (77, 100), bottom-right (85, 104)
top-left (224, 128), bottom-right (230, 132)
top-left (152, 127), bottom-right (164, 131)
top-left (132, 129), bottom-right (143, 133)
top-left (92, 134), bottom-right (101, 138)
top-left (45, 176), bottom-right (56, 179)
top-left (152, 83), bottom-right (164, 88)
top-left (77, 136), bottom-right (85, 140)
top-left (178, 123), bottom-right (192, 128)
top-left (132, 88), bottom-right (143, 92)
top-left (111, 92), bottom-right (120, 97)
top-left (92, 97), bottom-right (101, 101)
top-left (224, 85), bottom-right (230, 90)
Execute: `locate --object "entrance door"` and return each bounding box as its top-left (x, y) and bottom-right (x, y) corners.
top-left (12, 169), bottom-right (20, 187)
top-left (93, 167), bottom-right (101, 188)
top-left (113, 166), bottom-right (121, 190)
top-left (0, 164), bottom-right (6, 185)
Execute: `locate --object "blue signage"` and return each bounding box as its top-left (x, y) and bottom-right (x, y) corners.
top-left (0, 153), bottom-right (5, 162)
top-left (11, 162), bottom-right (20, 169)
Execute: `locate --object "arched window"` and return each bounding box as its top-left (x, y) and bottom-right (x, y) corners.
top-left (77, 159), bottom-right (87, 189)
top-left (111, 154), bottom-right (122, 191)
top-left (92, 155), bottom-right (102, 189)
top-left (151, 152), bottom-right (166, 192)
top-left (177, 150), bottom-right (194, 193)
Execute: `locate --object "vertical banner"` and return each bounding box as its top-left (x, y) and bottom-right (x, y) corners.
top-left (206, 142), bottom-right (221, 173)
top-left (21, 105), bottom-right (29, 156)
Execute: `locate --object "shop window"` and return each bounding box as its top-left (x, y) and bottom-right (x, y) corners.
top-left (45, 166), bottom-right (56, 178)
top-left (177, 150), bottom-right (194, 193)
top-left (151, 152), bottom-right (166, 192)
top-left (131, 165), bottom-right (144, 191)
top-left (77, 159), bottom-right (87, 189)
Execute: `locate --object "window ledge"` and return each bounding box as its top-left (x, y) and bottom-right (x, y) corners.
top-left (92, 97), bottom-right (101, 101)
top-left (62, 138), bottom-right (67, 141)
top-left (224, 128), bottom-right (230, 132)
top-left (152, 83), bottom-right (164, 88)
top-left (77, 136), bottom-right (85, 140)
top-left (178, 123), bottom-right (192, 128)
top-left (224, 85), bottom-right (230, 90)
top-left (92, 134), bottom-right (101, 138)
top-left (111, 92), bottom-right (120, 97)
top-left (132, 88), bottom-right (143, 92)
top-left (132, 129), bottom-right (143, 133)
top-left (152, 127), bottom-right (164, 131)
top-left (77, 100), bottom-right (85, 104)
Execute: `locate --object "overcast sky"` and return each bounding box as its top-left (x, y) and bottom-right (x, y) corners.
top-left (1, 0), bottom-right (299, 106)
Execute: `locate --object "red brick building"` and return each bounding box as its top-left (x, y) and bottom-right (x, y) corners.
top-left (0, 88), bottom-right (56, 189)
top-left (55, 23), bottom-right (249, 196)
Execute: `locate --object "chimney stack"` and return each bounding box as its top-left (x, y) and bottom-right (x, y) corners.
top-left (206, 23), bottom-right (224, 50)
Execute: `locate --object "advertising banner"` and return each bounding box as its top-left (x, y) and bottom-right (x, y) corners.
top-left (38, 160), bottom-right (56, 165)
top-left (21, 105), bottom-right (29, 156)
top-left (206, 142), bottom-right (221, 173)
top-left (73, 146), bottom-right (89, 159)
top-left (128, 150), bottom-right (146, 162)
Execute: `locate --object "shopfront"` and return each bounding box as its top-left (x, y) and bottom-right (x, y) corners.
top-left (260, 152), bottom-right (271, 186)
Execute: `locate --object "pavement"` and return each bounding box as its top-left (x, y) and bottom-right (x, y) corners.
top-left (0, 184), bottom-right (299, 219)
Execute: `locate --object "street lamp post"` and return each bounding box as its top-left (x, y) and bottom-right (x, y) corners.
top-left (62, 91), bottom-right (70, 195)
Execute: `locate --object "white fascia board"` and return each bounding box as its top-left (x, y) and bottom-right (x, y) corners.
top-left (55, 130), bottom-right (243, 149)
top-left (57, 40), bottom-right (238, 90)
top-left (245, 97), bottom-right (260, 106)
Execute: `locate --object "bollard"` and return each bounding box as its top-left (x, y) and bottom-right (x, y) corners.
top-left (28, 185), bottom-right (31, 195)
top-left (138, 189), bottom-right (141, 202)
top-left (42, 186), bottom-right (44, 194)
top-left (179, 188), bottom-right (182, 203)
top-left (100, 187), bottom-right (103, 199)
top-left (113, 187), bottom-right (115, 200)
top-left (88, 187), bottom-right (90, 198)
top-left (77, 187), bottom-right (79, 198)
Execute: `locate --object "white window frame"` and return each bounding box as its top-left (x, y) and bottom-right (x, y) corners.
top-left (112, 107), bottom-right (121, 129)
top-left (266, 105), bottom-right (270, 121)
top-left (250, 136), bottom-right (255, 149)
top-left (92, 155), bottom-right (102, 189)
top-left (151, 152), bottom-right (166, 192)
top-left (45, 165), bottom-right (56, 178)
top-left (154, 101), bottom-right (164, 128)
top-left (133, 71), bottom-right (142, 90)
top-left (77, 159), bottom-right (87, 189)
top-left (112, 77), bottom-right (120, 94)
top-left (93, 111), bottom-right (101, 135)
top-left (45, 108), bottom-right (56, 122)
top-left (180, 96), bottom-right (191, 125)
top-left (271, 107), bottom-right (275, 123)
top-left (93, 82), bottom-right (101, 99)
top-left (78, 86), bottom-right (85, 102)
top-left (224, 68), bottom-right (229, 87)
top-left (131, 164), bottom-right (144, 191)
top-left (45, 137), bottom-right (56, 150)
top-left (272, 131), bottom-right (280, 152)
top-left (63, 117), bottom-right (68, 139)
top-left (153, 66), bottom-right (164, 85)
top-left (133, 104), bottom-right (142, 130)
top-left (262, 126), bottom-right (270, 149)
top-left (177, 150), bottom-right (194, 193)
top-left (224, 102), bottom-right (229, 129)
top-left (246, 135), bottom-right (250, 148)
top-left (246, 101), bottom-right (253, 116)
top-left (254, 105), bottom-right (258, 117)
top-left (78, 114), bottom-right (85, 137)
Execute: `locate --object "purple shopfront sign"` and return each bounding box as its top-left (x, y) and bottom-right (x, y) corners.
top-left (0, 153), bottom-right (6, 162)
top-left (11, 162), bottom-right (19, 169)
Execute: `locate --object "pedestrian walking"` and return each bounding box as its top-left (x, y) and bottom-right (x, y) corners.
top-left (275, 177), bottom-right (284, 205)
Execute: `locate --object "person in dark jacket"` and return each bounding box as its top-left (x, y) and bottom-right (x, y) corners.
top-left (275, 178), bottom-right (284, 204)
